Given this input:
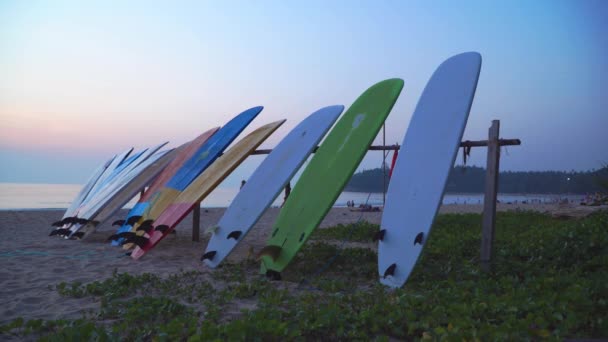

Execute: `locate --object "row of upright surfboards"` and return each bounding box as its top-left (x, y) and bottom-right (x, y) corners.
top-left (49, 52), bottom-right (481, 288)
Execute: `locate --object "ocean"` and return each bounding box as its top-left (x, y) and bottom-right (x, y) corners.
top-left (0, 183), bottom-right (585, 210)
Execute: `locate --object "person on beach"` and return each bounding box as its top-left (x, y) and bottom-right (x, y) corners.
top-left (281, 182), bottom-right (291, 208)
top-left (240, 180), bottom-right (246, 190)
top-left (284, 182), bottom-right (291, 200)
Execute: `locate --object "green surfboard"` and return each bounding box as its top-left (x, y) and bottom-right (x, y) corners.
top-left (258, 78), bottom-right (404, 276)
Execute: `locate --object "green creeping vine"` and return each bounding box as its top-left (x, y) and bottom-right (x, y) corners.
top-left (1, 211), bottom-right (606, 340)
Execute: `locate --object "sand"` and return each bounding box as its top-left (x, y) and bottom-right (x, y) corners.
top-left (0, 203), bottom-right (605, 325)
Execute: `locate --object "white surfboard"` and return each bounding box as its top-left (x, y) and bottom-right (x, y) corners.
top-left (61, 156), bottom-right (113, 221)
top-left (66, 144), bottom-right (172, 239)
top-left (378, 52), bottom-right (481, 288)
top-left (202, 105), bottom-right (344, 268)
top-left (50, 144), bottom-right (164, 237)
top-left (51, 154), bottom-right (118, 230)
top-left (81, 147), bottom-right (134, 205)
top-left (69, 143), bottom-right (167, 220)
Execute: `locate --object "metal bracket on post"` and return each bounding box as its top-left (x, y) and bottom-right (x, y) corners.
top-left (481, 120), bottom-right (500, 272)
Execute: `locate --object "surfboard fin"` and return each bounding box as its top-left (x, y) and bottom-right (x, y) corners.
top-left (107, 231), bottom-right (137, 241)
top-left (51, 220), bottom-right (65, 227)
top-left (137, 220), bottom-right (154, 233)
top-left (372, 229), bottom-right (386, 242)
top-left (140, 219), bottom-right (154, 227)
top-left (383, 263), bottom-right (396, 278)
top-left (126, 215), bottom-right (142, 226)
top-left (227, 231), bottom-right (242, 240)
top-left (112, 219), bottom-right (125, 226)
top-left (63, 217), bottom-right (77, 225)
top-left (50, 228), bottom-right (71, 237)
top-left (49, 229), bottom-right (63, 236)
top-left (201, 251), bottom-right (216, 261)
top-left (71, 232), bottom-right (85, 240)
top-left (137, 225), bottom-right (153, 233)
top-left (76, 218), bottom-right (89, 225)
top-left (265, 270), bottom-right (282, 281)
top-left (155, 225), bottom-right (169, 233)
top-left (414, 232), bottom-right (424, 245)
top-left (256, 245), bottom-right (282, 261)
top-left (121, 235), bottom-right (148, 248)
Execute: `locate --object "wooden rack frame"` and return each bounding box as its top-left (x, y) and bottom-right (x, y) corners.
top-left (190, 120), bottom-right (520, 272)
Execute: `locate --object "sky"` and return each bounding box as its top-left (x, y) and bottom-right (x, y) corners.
top-left (1, 0), bottom-right (607, 185)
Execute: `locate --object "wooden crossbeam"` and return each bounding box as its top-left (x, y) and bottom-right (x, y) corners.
top-left (250, 138), bottom-right (521, 155)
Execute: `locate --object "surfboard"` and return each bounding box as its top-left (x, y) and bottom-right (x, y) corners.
top-left (258, 79), bottom-right (404, 277)
top-left (117, 106), bottom-right (263, 249)
top-left (81, 147), bottom-right (134, 204)
top-left (67, 146), bottom-right (177, 239)
top-left (128, 120), bottom-right (285, 259)
top-left (377, 52), bottom-right (481, 288)
top-left (54, 155), bottom-right (113, 227)
top-left (110, 128), bottom-right (220, 246)
top-left (202, 106), bottom-right (344, 268)
top-left (67, 144), bottom-right (164, 221)
top-left (50, 148), bottom-right (135, 235)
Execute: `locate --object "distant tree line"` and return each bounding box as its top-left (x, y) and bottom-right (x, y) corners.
top-left (344, 165), bottom-right (608, 194)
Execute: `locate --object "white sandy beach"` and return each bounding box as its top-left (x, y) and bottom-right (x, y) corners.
top-left (0, 203), bottom-right (605, 325)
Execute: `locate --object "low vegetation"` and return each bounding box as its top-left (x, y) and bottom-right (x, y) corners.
top-left (2, 211), bottom-right (606, 340)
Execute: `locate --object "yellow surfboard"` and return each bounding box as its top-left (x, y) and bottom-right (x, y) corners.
top-left (127, 120), bottom-right (285, 258)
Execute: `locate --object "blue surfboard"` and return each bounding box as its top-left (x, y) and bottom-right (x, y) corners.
top-left (111, 106), bottom-right (263, 246)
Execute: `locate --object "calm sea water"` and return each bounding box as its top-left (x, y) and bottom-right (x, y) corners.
top-left (0, 183), bottom-right (585, 210)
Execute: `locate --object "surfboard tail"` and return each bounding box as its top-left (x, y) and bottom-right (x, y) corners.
top-left (256, 245), bottom-right (282, 261)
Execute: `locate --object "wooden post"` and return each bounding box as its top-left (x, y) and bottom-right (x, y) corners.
top-left (382, 124), bottom-right (386, 206)
top-left (192, 201), bottom-right (201, 242)
top-left (481, 120), bottom-right (500, 272)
